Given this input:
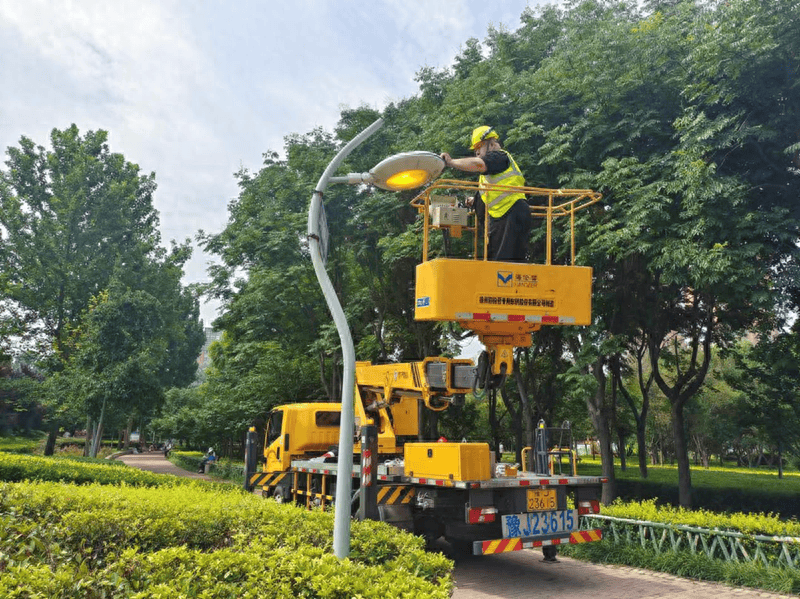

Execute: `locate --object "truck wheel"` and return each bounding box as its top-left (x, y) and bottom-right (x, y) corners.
top-left (415, 515), bottom-right (443, 546)
top-left (272, 486), bottom-right (289, 504)
top-left (447, 538), bottom-right (475, 557)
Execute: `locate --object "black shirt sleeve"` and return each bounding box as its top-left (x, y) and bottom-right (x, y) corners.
top-left (482, 151), bottom-right (510, 175)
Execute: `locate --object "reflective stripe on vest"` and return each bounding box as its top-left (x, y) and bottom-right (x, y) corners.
top-left (479, 151), bottom-right (526, 218)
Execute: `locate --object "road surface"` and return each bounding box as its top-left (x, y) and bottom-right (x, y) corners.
top-left (449, 548), bottom-right (795, 598)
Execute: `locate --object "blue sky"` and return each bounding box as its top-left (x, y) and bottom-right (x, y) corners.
top-left (0, 0), bottom-right (551, 326)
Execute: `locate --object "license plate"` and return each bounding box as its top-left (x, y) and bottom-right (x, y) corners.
top-left (527, 489), bottom-right (557, 511)
top-left (501, 509), bottom-right (577, 538)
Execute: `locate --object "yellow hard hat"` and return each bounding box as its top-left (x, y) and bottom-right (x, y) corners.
top-left (470, 126), bottom-right (499, 150)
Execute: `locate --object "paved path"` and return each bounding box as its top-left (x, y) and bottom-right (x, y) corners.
top-left (116, 453), bottom-right (795, 599)
top-left (115, 450), bottom-right (211, 481)
top-left (449, 549), bottom-right (796, 598)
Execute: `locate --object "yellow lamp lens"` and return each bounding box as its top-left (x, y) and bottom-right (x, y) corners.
top-left (385, 169), bottom-right (429, 190)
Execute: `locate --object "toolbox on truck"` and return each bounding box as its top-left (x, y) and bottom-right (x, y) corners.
top-left (404, 442), bottom-right (491, 481)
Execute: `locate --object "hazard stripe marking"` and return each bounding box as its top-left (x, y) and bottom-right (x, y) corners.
top-left (481, 538), bottom-right (522, 555)
top-left (481, 530), bottom-right (601, 555)
top-left (377, 486), bottom-right (415, 505)
top-left (250, 471), bottom-right (288, 487)
top-left (569, 529), bottom-right (602, 544)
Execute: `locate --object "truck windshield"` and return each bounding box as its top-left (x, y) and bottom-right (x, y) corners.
top-left (266, 411), bottom-right (283, 445)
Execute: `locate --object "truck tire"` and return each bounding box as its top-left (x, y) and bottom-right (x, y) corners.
top-left (415, 515), bottom-right (444, 546)
top-left (447, 538), bottom-right (475, 557)
top-left (272, 486), bottom-right (290, 504)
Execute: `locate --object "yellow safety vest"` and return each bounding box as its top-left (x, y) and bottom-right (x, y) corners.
top-left (479, 151), bottom-right (526, 218)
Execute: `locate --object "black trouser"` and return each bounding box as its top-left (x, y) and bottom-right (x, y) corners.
top-left (488, 199), bottom-right (532, 262)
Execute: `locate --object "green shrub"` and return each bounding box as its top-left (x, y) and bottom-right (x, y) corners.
top-left (0, 452), bottom-right (197, 487)
top-left (601, 498), bottom-right (800, 537)
top-left (0, 480), bottom-right (453, 598)
top-left (169, 450), bottom-right (245, 483)
top-left (566, 498), bottom-right (800, 593)
top-left (169, 449), bottom-right (203, 472)
top-left (0, 435), bottom-right (44, 454)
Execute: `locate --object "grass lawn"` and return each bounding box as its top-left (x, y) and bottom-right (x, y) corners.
top-left (573, 455), bottom-right (800, 517)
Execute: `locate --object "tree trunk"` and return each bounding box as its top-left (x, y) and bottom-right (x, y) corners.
top-left (91, 397), bottom-right (108, 458)
top-left (489, 389), bottom-right (500, 457)
top-left (84, 416), bottom-right (92, 456)
top-left (597, 419), bottom-right (615, 505)
top-left (515, 367), bottom-right (535, 464)
top-left (124, 417), bottom-right (133, 450)
top-left (612, 350), bottom-right (651, 478)
top-left (586, 355), bottom-right (615, 505)
top-left (637, 425), bottom-right (649, 478)
top-left (44, 425), bottom-right (57, 456)
top-left (671, 404), bottom-right (692, 508)
top-left (617, 429), bottom-right (627, 471)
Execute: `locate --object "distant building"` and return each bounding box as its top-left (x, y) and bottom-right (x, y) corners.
top-left (197, 327), bottom-right (222, 370)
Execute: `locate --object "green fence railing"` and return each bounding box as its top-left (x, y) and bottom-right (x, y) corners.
top-left (583, 514), bottom-right (800, 569)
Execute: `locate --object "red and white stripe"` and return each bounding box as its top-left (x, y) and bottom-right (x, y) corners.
top-left (455, 312), bottom-right (575, 324)
top-left (404, 475), bottom-right (605, 489)
top-left (362, 449), bottom-right (373, 487)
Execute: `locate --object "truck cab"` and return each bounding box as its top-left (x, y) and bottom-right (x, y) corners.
top-left (264, 404), bottom-right (342, 472)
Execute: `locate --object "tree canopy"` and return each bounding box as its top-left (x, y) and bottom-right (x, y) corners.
top-left (194, 0), bottom-right (798, 506)
top-left (0, 125), bottom-right (204, 451)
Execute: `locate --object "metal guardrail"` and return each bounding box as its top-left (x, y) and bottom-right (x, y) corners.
top-left (583, 514), bottom-right (800, 569)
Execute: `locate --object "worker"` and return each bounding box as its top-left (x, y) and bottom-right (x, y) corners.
top-left (440, 126), bottom-right (532, 262)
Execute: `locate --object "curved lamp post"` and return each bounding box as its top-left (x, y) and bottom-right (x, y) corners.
top-left (307, 119), bottom-right (443, 558)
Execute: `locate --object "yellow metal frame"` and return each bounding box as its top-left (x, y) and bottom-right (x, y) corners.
top-left (354, 358), bottom-right (474, 454)
top-left (410, 179), bottom-right (601, 265)
top-left (521, 445), bottom-right (578, 477)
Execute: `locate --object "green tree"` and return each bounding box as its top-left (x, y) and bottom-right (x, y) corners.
top-left (1, 125), bottom-right (204, 453)
top-left (514, 0), bottom-right (799, 507)
top-left (731, 329), bottom-right (800, 477)
top-left (57, 288), bottom-right (167, 457)
top-left (198, 1), bottom-right (800, 483)
top-left (150, 386), bottom-right (206, 447)
top-left (0, 125), bottom-right (160, 356)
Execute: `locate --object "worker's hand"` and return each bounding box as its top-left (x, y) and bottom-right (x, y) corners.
top-left (440, 152), bottom-right (452, 168)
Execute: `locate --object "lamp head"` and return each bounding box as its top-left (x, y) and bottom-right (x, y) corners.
top-left (368, 151), bottom-right (444, 191)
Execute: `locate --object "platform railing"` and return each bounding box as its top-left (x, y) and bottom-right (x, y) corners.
top-left (410, 180), bottom-right (601, 265)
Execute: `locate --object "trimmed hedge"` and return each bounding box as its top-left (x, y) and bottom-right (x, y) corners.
top-left (0, 435), bottom-right (43, 454)
top-left (0, 452), bottom-right (197, 487)
top-left (615, 478), bottom-right (800, 518)
top-left (0, 481), bottom-right (453, 598)
top-left (601, 498), bottom-right (800, 537)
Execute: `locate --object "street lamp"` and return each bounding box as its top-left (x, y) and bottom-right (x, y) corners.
top-left (306, 119), bottom-right (442, 559)
top-left (327, 149), bottom-right (444, 191)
